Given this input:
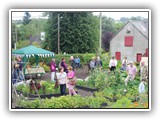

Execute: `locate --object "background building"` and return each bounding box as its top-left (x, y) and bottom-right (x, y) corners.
top-left (110, 20), bottom-right (148, 62)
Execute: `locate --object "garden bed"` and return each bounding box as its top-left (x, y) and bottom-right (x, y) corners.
top-left (75, 85), bottom-right (98, 92)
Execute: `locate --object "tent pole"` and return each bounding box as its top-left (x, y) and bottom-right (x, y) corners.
top-left (35, 55), bottom-right (39, 66)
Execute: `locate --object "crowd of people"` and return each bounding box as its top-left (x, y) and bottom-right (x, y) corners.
top-left (89, 55), bottom-right (148, 95)
top-left (12, 56), bottom-right (25, 84)
top-left (49, 56), bottom-right (80, 96)
top-left (12, 54), bottom-right (148, 96)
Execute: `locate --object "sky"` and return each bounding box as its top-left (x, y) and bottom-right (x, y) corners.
top-left (12, 11), bottom-right (148, 20)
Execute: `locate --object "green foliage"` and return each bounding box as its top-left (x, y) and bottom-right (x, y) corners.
top-left (44, 12), bottom-right (99, 54)
top-left (39, 62), bottom-right (50, 72)
top-left (12, 18), bottom-right (47, 42)
top-left (16, 40), bottom-right (30, 49)
top-left (23, 12), bottom-right (31, 25)
top-left (16, 80), bottom-right (60, 95)
top-left (28, 53), bottom-right (96, 67)
top-left (111, 97), bottom-right (132, 108)
top-left (16, 84), bottom-right (30, 96)
top-left (17, 95), bottom-right (107, 108)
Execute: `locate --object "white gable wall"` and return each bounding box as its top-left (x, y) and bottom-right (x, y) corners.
top-left (110, 22), bottom-right (148, 62)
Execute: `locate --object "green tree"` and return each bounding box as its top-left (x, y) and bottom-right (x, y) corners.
top-left (11, 22), bottom-right (16, 49)
top-left (44, 12), bottom-right (99, 54)
top-left (15, 18), bottom-right (47, 41)
top-left (102, 16), bottom-right (117, 34)
top-left (23, 12), bottom-right (31, 25)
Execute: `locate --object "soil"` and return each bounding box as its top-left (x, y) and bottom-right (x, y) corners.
top-left (28, 65), bottom-right (90, 80)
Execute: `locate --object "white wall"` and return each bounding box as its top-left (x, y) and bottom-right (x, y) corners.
top-left (110, 22), bottom-right (148, 62)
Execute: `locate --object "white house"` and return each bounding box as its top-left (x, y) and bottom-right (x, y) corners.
top-left (110, 20), bottom-right (148, 62)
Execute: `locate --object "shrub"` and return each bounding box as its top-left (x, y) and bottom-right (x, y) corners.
top-left (17, 95), bottom-right (108, 108)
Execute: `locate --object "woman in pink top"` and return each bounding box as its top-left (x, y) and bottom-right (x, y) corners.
top-left (124, 61), bottom-right (137, 86)
top-left (67, 66), bottom-right (77, 96)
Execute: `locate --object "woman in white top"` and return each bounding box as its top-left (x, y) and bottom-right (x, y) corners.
top-left (122, 57), bottom-right (129, 65)
top-left (57, 68), bottom-right (67, 95)
top-left (109, 56), bottom-right (117, 72)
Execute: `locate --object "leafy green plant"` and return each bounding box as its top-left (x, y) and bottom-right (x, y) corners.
top-left (17, 95), bottom-right (108, 108)
top-left (111, 97), bottom-right (132, 108)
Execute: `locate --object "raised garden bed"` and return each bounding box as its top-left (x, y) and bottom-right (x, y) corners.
top-left (16, 89), bottom-right (78, 99)
top-left (75, 85), bottom-right (99, 92)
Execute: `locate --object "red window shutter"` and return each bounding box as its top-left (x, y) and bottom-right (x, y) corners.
top-left (115, 52), bottom-right (121, 60)
top-left (124, 36), bottom-right (133, 46)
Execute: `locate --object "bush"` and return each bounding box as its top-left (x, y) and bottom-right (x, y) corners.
top-left (17, 95), bottom-right (108, 108)
top-left (27, 53), bottom-right (97, 66)
top-left (16, 40), bottom-right (30, 49)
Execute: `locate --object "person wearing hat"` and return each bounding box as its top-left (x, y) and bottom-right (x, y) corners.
top-left (124, 61), bottom-right (137, 86)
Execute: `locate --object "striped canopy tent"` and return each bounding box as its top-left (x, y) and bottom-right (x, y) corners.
top-left (12, 45), bottom-right (54, 66)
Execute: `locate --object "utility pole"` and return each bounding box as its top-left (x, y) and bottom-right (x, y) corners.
top-left (15, 21), bottom-right (17, 50)
top-left (99, 12), bottom-right (102, 55)
top-left (58, 14), bottom-right (60, 54)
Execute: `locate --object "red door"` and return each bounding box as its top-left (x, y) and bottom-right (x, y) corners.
top-left (137, 53), bottom-right (142, 62)
top-left (115, 52), bottom-right (121, 60)
top-left (146, 48), bottom-right (148, 57)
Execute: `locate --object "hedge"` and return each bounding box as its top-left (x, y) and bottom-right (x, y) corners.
top-left (28, 53), bottom-right (110, 67)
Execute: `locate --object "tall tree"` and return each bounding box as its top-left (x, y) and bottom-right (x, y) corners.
top-left (102, 31), bottom-right (114, 52)
top-left (102, 16), bottom-right (117, 34)
top-left (44, 12), bottom-right (99, 54)
top-left (23, 12), bottom-right (31, 25)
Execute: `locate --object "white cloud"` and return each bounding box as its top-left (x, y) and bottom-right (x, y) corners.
top-left (12, 12), bottom-right (43, 20)
top-left (12, 11), bottom-right (148, 20)
top-left (93, 12), bottom-right (148, 20)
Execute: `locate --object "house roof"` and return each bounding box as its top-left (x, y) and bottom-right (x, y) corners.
top-left (110, 20), bottom-right (148, 42)
top-left (129, 20), bottom-right (148, 39)
top-left (12, 45), bottom-right (54, 57)
top-left (29, 35), bottom-right (42, 44)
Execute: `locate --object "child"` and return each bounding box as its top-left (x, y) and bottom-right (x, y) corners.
top-left (139, 79), bottom-right (146, 104)
top-left (139, 79), bottom-right (146, 94)
top-left (67, 66), bottom-right (77, 96)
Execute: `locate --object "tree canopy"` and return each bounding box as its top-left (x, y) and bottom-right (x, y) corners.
top-left (23, 12), bottom-right (31, 25)
top-left (44, 12), bottom-right (99, 54)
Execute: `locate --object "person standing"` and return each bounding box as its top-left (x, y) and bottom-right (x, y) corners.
top-left (124, 61), bottom-right (137, 86)
top-left (74, 56), bottom-right (80, 68)
top-left (57, 68), bottom-right (67, 95)
top-left (122, 57), bottom-right (129, 65)
top-left (90, 57), bottom-right (96, 70)
top-left (140, 61), bottom-right (148, 82)
top-left (139, 79), bottom-right (146, 104)
top-left (70, 56), bottom-right (75, 71)
top-left (95, 56), bottom-right (103, 69)
top-left (16, 56), bottom-right (24, 81)
top-left (67, 66), bottom-right (77, 96)
top-left (60, 57), bottom-right (68, 73)
top-left (49, 58), bottom-right (57, 82)
top-left (139, 79), bottom-right (146, 94)
top-left (120, 57), bottom-right (129, 71)
top-left (120, 61), bottom-right (127, 71)
top-left (109, 56), bottom-right (117, 71)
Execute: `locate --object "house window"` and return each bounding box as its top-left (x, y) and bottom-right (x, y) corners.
top-left (124, 36), bottom-right (133, 46)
